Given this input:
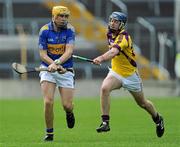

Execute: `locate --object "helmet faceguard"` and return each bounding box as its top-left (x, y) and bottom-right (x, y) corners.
top-left (108, 12), bottom-right (127, 32)
top-left (52, 6), bottom-right (70, 29)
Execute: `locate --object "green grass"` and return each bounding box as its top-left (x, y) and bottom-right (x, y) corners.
top-left (0, 97), bottom-right (180, 147)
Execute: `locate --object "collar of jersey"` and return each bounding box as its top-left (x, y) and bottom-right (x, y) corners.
top-left (48, 21), bottom-right (54, 31)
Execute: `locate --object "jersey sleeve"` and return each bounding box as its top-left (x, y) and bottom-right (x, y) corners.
top-left (66, 24), bottom-right (75, 44)
top-left (113, 34), bottom-right (128, 51)
top-left (38, 26), bottom-right (48, 50)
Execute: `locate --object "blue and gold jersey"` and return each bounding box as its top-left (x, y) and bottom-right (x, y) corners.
top-left (107, 29), bottom-right (137, 77)
top-left (38, 21), bottom-right (75, 68)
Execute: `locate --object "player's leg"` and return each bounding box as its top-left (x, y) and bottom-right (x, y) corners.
top-left (96, 74), bottom-right (122, 133)
top-left (41, 81), bottom-right (56, 141)
top-left (130, 90), bottom-right (158, 116)
top-left (54, 70), bottom-right (75, 128)
top-left (58, 87), bottom-right (75, 128)
top-left (130, 90), bottom-right (164, 137)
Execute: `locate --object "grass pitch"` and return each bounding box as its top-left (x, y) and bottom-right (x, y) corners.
top-left (0, 97), bottom-right (180, 147)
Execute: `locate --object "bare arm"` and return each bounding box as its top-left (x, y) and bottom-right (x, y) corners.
top-left (93, 47), bottom-right (119, 65)
top-left (39, 49), bottom-right (60, 72)
top-left (55, 44), bottom-right (74, 64)
top-left (39, 49), bottom-right (54, 65)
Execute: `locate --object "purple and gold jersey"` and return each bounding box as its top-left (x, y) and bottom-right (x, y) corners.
top-left (38, 21), bottom-right (75, 68)
top-left (107, 29), bottom-right (137, 77)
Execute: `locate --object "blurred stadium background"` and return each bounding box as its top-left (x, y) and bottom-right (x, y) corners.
top-left (0, 0), bottom-right (179, 98)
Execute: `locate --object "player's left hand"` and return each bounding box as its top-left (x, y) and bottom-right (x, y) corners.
top-left (57, 65), bottom-right (66, 74)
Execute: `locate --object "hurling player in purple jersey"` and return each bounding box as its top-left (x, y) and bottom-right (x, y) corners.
top-left (93, 12), bottom-right (164, 137)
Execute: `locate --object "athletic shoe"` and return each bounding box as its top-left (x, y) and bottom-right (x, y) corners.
top-left (44, 134), bottom-right (53, 141)
top-left (66, 112), bottom-right (75, 128)
top-left (156, 115), bottom-right (165, 137)
top-left (96, 121), bottom-right (110, 133)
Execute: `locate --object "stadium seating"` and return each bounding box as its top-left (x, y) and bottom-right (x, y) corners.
top-left (0, 0), bottom-right (174, 80)
top-left (43, 0), bottom-right (107, 49)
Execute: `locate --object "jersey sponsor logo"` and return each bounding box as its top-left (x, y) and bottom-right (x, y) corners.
top-left (47, 44), bottom-right (65, 55)
top-left (48, 38), bottom-right (54, 42)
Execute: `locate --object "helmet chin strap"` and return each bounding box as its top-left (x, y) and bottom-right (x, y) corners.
top-left (118, 22), bottom-right (125, 30)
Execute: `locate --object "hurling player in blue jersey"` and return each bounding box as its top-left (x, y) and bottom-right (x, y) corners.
top-left (38, 6), bottom-right (75, 141)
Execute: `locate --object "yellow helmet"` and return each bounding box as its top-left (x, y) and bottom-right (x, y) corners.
top-left (52, 6), bottom-right (70, 16)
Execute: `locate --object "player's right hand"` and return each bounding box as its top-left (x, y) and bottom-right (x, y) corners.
top-left (93, 56), bottom-right (104, 65)
top-left (48, 63), bottom-right (58, 72)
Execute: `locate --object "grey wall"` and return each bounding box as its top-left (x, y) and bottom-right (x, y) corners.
top-left (0, 79), bottom-right (176, 99)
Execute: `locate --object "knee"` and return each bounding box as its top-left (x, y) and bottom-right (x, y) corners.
top-left (63, 103), bottom-right (73, 112)
top-left (44, 97), bottom-right (53, 106)
top-left (101, 85), bottom-right (110, 95)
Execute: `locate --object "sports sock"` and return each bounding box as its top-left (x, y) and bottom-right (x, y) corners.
top-left (46, 128), bottom-right (54, 135)
top-left (101, 115), bottom-right (110, 123)
top-left (66, 109), bottom-right (73, 114)
top-left (152, 113), bottom-right (160, 124)
top-left (66, 111), bottom-right (73, 114)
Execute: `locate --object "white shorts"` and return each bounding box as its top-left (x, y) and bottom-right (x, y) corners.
top-left (39, 68), bottom-right (75, 89)
top-left (108, 69), bottom-right (142, 92)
